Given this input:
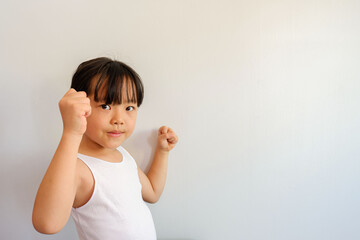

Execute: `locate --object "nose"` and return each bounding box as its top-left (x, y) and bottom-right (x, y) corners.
top-left (110, 110), bottom-right (125, 125)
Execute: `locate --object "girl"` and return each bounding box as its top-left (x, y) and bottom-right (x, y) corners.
top-left (32, 57), bottom-right (178, 240)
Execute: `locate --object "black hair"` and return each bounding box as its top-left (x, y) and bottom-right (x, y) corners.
top-left (71, 57), bottom-right (144, 107)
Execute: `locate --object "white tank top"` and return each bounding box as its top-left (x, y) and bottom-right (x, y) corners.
top-left (71, 146), bottom-right (157, 240)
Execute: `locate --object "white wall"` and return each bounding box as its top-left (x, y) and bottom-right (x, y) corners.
top-left (1, 0), bottom-right (359, 239)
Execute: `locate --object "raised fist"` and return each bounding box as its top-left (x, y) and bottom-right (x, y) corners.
top-left (157, 126), bottom-right (178, 152)
top-left (58, 88), bottom-right (91, 136)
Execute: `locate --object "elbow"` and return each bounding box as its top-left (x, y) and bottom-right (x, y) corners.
top-left (32, 213), bottom-right (62, 235)
top-left (144, 194), bottom-right (160, 204)
top-left (33, 220), bottom-right (62, 235)
top-left (146, 199), bottom-right (158, 204)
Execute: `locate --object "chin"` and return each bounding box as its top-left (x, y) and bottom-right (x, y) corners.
top-left (105, 141), bottom-right (124, 150)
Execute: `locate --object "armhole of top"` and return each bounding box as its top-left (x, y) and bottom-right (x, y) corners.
top-left (73, 157), bottom-right (96, 210)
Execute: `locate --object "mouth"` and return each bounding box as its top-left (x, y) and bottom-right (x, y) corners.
top-left (107, 131), bottom-right (124, 137)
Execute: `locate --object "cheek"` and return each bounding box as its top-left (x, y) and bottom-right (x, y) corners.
top-left (131, 114), bottom-right (138, 126)
top-left (127, 115), bottom-right (137, 130)
top-left (86, 114), bottom-right (105, 129)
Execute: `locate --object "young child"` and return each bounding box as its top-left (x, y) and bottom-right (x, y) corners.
top-left (32, 57), bottom-right (178, 240)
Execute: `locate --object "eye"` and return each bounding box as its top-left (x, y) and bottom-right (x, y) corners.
top-left (101, 104), bottom-right (111, 110)
top-left (126, 106), bottom-right (135, 111)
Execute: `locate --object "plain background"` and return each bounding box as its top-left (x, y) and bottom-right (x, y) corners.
top-left (1, 0), bottom-right (359, 239)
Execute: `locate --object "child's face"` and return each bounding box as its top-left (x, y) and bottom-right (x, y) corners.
top-left (82, 83), bottom-right (138, 151)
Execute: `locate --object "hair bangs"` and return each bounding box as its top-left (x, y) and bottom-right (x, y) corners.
top-left (71, 57), bottom-right (144, 107)
top-left (92, 61), bottom-right (142, 106)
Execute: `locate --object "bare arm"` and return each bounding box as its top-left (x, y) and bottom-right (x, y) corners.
top-left (32, 89), bottom-right (91, 234)
top-left (138, 126), bottom-right (178, 203)
top-left (32, 134), bottom-right (81, 234)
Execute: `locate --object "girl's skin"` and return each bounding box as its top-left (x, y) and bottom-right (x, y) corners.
top-left (32, 84), bottom-right (178, 234)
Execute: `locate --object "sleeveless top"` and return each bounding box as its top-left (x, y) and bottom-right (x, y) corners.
top-left (71, 146), bottom-right (157, 240)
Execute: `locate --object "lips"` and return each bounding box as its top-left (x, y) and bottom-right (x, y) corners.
top-left (107, 131), bottom-right (124, 137)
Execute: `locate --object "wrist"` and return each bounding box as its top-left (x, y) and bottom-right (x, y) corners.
top-left (61, 131), bottom-right (83, 143)
top-left (156, 146), bottom-right (170, 155)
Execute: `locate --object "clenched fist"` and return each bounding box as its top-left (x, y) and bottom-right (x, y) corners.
top-left (157, 126), bottom-right (178, 152)
top-left (58, 88), bottom-right (92, 136)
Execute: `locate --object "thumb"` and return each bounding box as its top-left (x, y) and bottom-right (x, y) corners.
top-left (66, 88), bottom-right (77, 95)
top-left (159, 126), bottom-right (169, 135)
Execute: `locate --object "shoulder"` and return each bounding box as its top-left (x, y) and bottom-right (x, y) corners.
top-left (118, 146), bottom-right (135, 161)
top-left (118, 146), bottom-right (130, 156)
top-left (118, 146), bottom-right (138, 168)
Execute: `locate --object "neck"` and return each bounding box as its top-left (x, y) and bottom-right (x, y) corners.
top-left (78, 135), bottom-right (118, 157)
